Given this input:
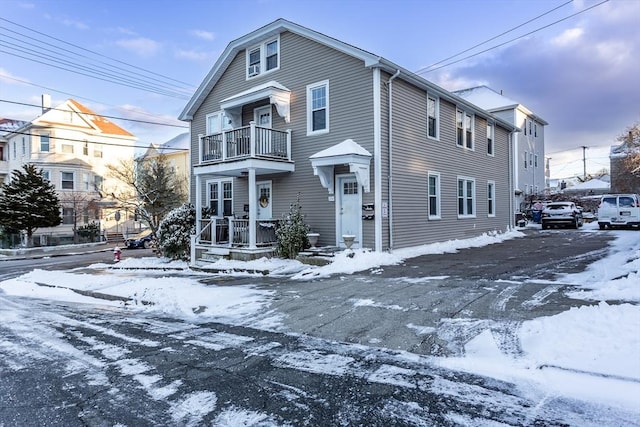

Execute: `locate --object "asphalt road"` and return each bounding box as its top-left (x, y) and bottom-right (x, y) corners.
top-left (1, 228), bottom-right (636, 426)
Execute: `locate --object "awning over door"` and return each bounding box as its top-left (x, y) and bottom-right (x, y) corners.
top-left (220, 81), bottom-right (291, 127)
top-left (309, 139), bottom-right (372, 194)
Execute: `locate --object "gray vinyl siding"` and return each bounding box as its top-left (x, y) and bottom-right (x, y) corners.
top-left (388, 79), bottom-right (511, 249)
top-left (189, 31), bottom-right (375, 247)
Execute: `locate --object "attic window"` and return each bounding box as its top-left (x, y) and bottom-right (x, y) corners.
top-left (246, 37), bottom-right (279, 78)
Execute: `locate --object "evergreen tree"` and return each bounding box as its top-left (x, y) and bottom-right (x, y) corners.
top-left (0, 164), bottom-right (62, 246)
top-left (276, 194), bottom-right (309, 259)
top-left (157, 203), bottom-right (196, 260)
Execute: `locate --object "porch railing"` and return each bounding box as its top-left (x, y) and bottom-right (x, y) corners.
top-left (200, 122), bottom-right (291, 164)
top-left (196, 217), bottom-right (278, 248)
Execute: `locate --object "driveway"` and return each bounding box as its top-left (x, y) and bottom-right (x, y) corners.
top-left (238, 229), bottom-right (617, 357)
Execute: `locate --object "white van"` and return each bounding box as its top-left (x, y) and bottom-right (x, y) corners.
top-left (597, 194), bottom-right (640, 229)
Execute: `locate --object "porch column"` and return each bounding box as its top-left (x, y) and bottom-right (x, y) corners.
top-left (195, 174), bottom-right (202, 235)
top-left (248, 167), bottom-right (257, 248)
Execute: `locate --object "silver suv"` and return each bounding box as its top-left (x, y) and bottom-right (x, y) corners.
top-left (597, 194), bottom-right (640, 229)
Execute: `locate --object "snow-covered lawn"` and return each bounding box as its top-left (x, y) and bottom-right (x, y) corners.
top-left (1, 223), bottom-right (639, 414)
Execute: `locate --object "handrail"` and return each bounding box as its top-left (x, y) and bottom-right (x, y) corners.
top-left (200, 125), bottom-right (290, 164)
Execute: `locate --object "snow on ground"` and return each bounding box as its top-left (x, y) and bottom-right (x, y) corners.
top-left (1, 224), bottom-right (639, 413)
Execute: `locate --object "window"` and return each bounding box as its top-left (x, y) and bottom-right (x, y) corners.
top-left (457, 177), bottom-right (475, 217)
top-left (487, 181), bottom-right (495, 217)
top-left (207, 180), bottom-right (233, 217)
top-left (83, 141), bottom-right (89, 156)
top-left (528, 120), bottom-right (532, 135)
top-left (524, 119), bottom-right (527, 135)
top-left (428, 172), bottom-right (440, 219)
top-left (83, 173), bottom-right (90, 190)
top-left (246, 37), bottom-right (279, 78)
top-left (62, 208), bottom-right (74, 225)
top-left (12, 141), bottom-right (16, 158)
top-left (62, 141), bottom-right (74, 154)
top-left (61, 171), bottom-right (74, 190)
top-left (534, 123), bottom-right (538, 137)
top-left (41, 133), bottom-right (50, 152)
top-left (94, 175), bottom-right (103, 192)
top-left (307, 80), bottom-right (329, 135)
top-left (529, 152), bottom-right (533, 166)
top-left (487, 122), bottom-right (494, 156)
top-left (21, 138), bottom-right (25, 155)
top-left (42, 170), bottom-right (51, 182)
top-left (524, 151), bottom-right (528, 169)
top-left (456, 109), bottom-right (474, 149)
top-left (94, 144), bottom-right (103, 158)
top-left (427, 95), bottom-right (439, 139)
top-left (206, 111), bottom-right (232, 135)
top-left (534, 154), bottom-right (538, 168)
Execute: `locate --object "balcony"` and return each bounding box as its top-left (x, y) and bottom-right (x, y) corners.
top-left (199, 122), bottom-right (291, 165)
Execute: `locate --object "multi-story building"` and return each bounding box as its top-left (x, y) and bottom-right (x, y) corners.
top-left (455, 86), bottom-right (547, 212)
top-left (180, 19), bottom-right (519, 263)
top-left (2, 95), bottom-right (137, 245)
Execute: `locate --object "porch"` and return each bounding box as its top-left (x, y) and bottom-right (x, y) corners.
top-left (191, 218), bottom-right (279, 261)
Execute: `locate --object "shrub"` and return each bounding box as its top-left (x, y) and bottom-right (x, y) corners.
top-left (276, 194), bottom-right (309, 259)
top-left (157, 203), bottom-right (196, 260)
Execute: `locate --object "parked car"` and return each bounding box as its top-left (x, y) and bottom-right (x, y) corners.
top-left (597, 194), bottom-right (640, 230)
top-left (124, 229), bottom-right (154, 249)
top-left (541, 202), bottom-right (583, 229)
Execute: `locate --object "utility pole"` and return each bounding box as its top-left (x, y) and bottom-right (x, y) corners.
top-left (581, 146), bottom-right (588, 180)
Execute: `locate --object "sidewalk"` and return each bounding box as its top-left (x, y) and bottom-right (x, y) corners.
top-left (0, 241), bottom-right (114, 261)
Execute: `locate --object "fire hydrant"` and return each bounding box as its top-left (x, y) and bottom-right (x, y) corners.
top-left (113, 246), bottom-right (122, 263)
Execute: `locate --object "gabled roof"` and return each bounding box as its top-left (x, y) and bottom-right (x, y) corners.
top-left (454, 85), bottom-right (548, 125)
top-left (158, 132), bottom-right (189, 154)
top-left (67, 99), bottom-right (134, 137)
top-left (179, 19), bottom-right (518, 132)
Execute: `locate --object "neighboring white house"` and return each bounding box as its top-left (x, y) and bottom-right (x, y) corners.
top-left (0, 118), bottom-right (29, 185)
top-left (1, 95), bottom-right (137, 245)
top-left (141, 132), bottom-right (190, 192)
top-left (455, 86), bottom-right (548, 212)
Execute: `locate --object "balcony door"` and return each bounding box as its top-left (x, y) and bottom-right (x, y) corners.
top-left (254, 106), bottom-right (272, 155)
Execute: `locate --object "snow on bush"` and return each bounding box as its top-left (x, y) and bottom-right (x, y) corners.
top-left (157, 203), bottom-right (195, 260)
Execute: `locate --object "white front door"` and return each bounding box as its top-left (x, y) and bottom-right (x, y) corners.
top-left (257, 181), bottom-right (272, 220)
top-left (254, 106), bottom-right (272, 155)
top-left (337, 175), bottom-right (361, 248)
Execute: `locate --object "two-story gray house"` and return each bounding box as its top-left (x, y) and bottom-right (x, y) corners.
top-left (180, 19), bottom-right (518, 263)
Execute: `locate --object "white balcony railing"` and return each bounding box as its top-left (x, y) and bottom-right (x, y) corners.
top-left (195, 217), bottom-right (279, 248)
top-left (200, 122), bottom-right (291, 164)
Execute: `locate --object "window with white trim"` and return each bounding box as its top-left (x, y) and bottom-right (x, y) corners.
top-left (307, 80), bottom-right (329, 135)
top-left (42, 170), bottom-right (51, 183)
top-left (94, 175), bottom-right (103, 192)
top-left (62, 208), bottom-right (74, 225)
top-left (534, 154), bottom-right (538, 168)
top-left (83, 141), bottom-right (89, 156)
top-left (206, 111), bottom-right (232, 135)
top-left (21, 138), bottom-right (25, 155)
top-left (94, 144), bottom-right (103, 158)
top-left (83, 173), bottom-right (90, 190)
top-left (427, 95), bottom-right (439, 139)
top-left (61, 171), bottom-right (74, 190)
top-left (40, 133), bottom-right (50, 152)
top-left (246, 37), bottom-right (279, 78)
top-left (62, 140), bottom-right (74, 154)
top-left (487, 122), bottom-right (494, 156)
top-left (487, 181), bottom-right (495, 217)
top-left (207, 179), bottom-right (233, 217)
top-left (456, 109), bottom-right (474, 149)
top-left (457, 177), bottom-right (475, 217)
top-left (524, 151), bottom-right (528, 169)
top-left (428, 172), bottom-right (441, 219)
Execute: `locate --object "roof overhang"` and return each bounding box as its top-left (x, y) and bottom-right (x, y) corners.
top-left (310, 139), bottom-right (372, 194)
top-left (220, 81), bottom-right (291, 125)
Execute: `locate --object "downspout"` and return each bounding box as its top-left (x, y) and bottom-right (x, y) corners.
top-left (508, 131), bottom-right (515, 228)
top-left (386, 69), bottom-right (401, 251)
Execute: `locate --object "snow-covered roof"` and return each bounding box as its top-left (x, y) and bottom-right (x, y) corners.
top-left (157, 132), bottom-right (189, 154)
top-left (0, 118), bottom-right (29, 137)
top-left (454, 85), bottom-right (548, 125)
top-left (568, 178), bottom-right (610, 190)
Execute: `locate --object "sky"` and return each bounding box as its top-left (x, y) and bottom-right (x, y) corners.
top-left (1, 222), bottom-right (639, 420)
top-left (1, 0), bottom-right (639, 179)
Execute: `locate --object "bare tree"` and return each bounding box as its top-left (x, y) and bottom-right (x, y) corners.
top-left (59, 189), bottom-right (100, 243)
top-left (106, 153), bottom-right (187, 238)
top-left (611, 124), bottom-right (640, 193)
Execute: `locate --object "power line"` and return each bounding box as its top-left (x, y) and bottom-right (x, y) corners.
top-left (418, 0), bottom-right (609, 74)
top-left (416, 0), bottom-right (573, 74)
top-left (0, 99), bottom-right (188, 129)
top-left (6, 129), bottom-right (188, 152)
top-left (0, 17), bottom-right (194, 88)
top-left (0, 74), bottom-right (182, 124)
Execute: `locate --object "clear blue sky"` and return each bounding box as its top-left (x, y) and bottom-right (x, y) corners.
top-left (2, 0), bottom-right (638, 179)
